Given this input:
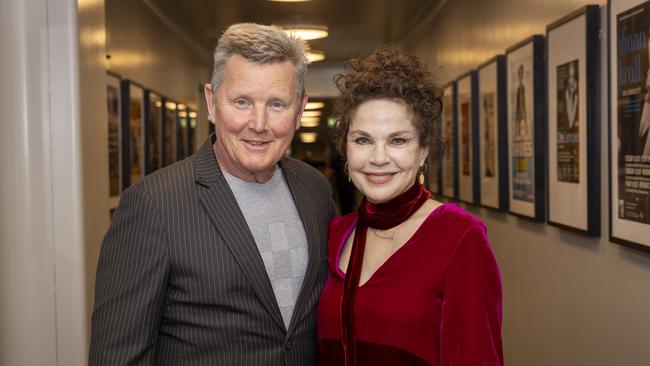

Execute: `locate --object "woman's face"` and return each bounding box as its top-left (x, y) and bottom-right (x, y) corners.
top-left (346, 99), bottom-right (428, 204)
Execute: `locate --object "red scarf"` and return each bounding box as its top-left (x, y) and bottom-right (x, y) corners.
top-left (341, 181), bottom-right (431, 366)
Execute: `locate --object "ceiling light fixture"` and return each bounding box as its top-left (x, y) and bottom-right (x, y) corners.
top-left (299, 132), bottom-right (318, 143)
top-left (305, 50), bottom-right (325, 63)
top-left (300, 119), bottom-right (320, 128)
top-left (301, 121), bottom-right (319, 128)
top-left (301, 116), bottom-right (320, 123)
top-left (302, 110), bottom-right (322, 117)
top-left (282, 24), bottom-right (328, 40)
top-left (305, 102), bottom-right (325, 110)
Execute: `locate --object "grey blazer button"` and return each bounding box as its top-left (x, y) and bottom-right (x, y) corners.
top-left (284, 341), bottom-right (291, 350)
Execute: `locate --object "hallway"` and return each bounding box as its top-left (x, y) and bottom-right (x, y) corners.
top-left (1, 0), bottom-right (649, 365)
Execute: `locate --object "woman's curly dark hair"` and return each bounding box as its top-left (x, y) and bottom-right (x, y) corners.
top-left (334, 46), bottom-right (444, 165)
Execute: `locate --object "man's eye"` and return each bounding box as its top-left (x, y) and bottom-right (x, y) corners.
top-left (233, 99), bottom-right (249, 108)
top-left (269, 101), bottom-right (286, 110)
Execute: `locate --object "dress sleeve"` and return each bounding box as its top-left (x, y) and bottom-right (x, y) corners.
top-left (440, 223), bottom-right (503, 366)
top-left (89, 184), bottom-right (170, 365)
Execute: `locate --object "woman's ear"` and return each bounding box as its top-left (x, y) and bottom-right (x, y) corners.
top-left (418, 146), bottom-right (429, 167)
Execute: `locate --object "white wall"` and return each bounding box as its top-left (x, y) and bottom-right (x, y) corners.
top-left (0, 2), bottom-right (57, 363)
top-left (78, 0), bottom-right (110, 361)
top-left (406, 1), bottom-right (650, 365)
top-left (0, 0), bottom-right (101, 364)
top-left (105, 0), bottom-right (211, 145)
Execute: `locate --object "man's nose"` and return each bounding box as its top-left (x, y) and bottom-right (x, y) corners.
top-left (248, 104), bottom-right (268, 133)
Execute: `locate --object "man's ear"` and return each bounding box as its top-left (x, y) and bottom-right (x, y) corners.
top-left (204, 83), bottom-right (216, 124)
top-left (296, 92), bottom-right (309, 130)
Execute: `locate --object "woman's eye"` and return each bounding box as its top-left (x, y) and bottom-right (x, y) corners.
top-left (391, 137), bottom-right (407, 145)
top-left (353, 137), bottom-right (371, 145)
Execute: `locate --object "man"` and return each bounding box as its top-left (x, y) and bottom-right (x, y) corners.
top-left (90, 23), bottom-right (335, 365)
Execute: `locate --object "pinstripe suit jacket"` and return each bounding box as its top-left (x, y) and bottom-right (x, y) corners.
top-left (90, 136), bottom-right (335, 365)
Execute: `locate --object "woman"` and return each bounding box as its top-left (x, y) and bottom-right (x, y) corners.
top-left (317, 47), bottom-right (503, 366)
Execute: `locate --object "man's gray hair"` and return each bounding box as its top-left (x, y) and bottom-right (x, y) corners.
top-left (211, 23), bottom-right (309, 98)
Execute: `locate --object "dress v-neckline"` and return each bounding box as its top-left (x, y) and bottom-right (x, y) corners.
top-left (334, 203), bottom-right (448, 287)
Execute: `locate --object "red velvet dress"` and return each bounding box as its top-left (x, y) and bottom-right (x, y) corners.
top-left (317, 203), bottom-right (503, 365)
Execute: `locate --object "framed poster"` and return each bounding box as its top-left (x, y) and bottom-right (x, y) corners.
top-left (547, 6), bottom-right (601, 236)
top-left (506, 35), bottom-right (547, 221)
top-left (121, 80), bottom-right (145, 189)
top-left (478, 56), bottom-right (509, 211)
top-left (145, 90), bottom-right (163, 174)
top-left (457, 72), bottom-right (479, 204)
top-left (106, 72), bottom-right (122, 209)
top-left (177, 104), bottom-right (189, 161)
top-left (441, 82), bottom-right (458, 199)
top-left (609, 0), bottom-right (650, 250)
top-left (163, 98), bottom-right (177, 167)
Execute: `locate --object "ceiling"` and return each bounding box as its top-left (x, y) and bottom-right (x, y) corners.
top-left (144, 0), bottom-right (443, 68)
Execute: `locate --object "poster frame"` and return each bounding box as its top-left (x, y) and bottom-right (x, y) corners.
top-left (546, 6), bottom-right (601, 236)
top-left (456, 71), bottom-right (480, 205)
top-left (477, 55), bottom-right (509, 211)
top-left (505, 35), bottom-right (547, 221)
top-left (608, 0), bottom-right (650, 251)
top-left (120, 79), bottom-right (146, 189)
top-left (107, 71), bottom-right (122, 209)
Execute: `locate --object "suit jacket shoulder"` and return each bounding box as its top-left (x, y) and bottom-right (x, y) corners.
top-left (279, 157), bottom-right (335, 216)
top-left (132, 155), bottom-right (197, 204)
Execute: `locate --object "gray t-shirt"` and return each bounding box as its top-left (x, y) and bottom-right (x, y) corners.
top-left (223, 167), bottom-right (309, 328)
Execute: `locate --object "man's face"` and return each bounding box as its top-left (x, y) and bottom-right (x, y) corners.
top-left (205, 54), bottom-right (307, 182)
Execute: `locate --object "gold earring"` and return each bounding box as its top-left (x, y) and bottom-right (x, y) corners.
top-left (418, 163), bottom-right (428, 185)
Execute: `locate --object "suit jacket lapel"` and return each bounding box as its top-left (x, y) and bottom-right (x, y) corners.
top-left (194, 138), bottom-right (286, 331)
top-left (279, 158), bottom-right (322, 336)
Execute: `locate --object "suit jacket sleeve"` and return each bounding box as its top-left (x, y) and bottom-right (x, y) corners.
top-left (89, 184), bottom-right (170, 365)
